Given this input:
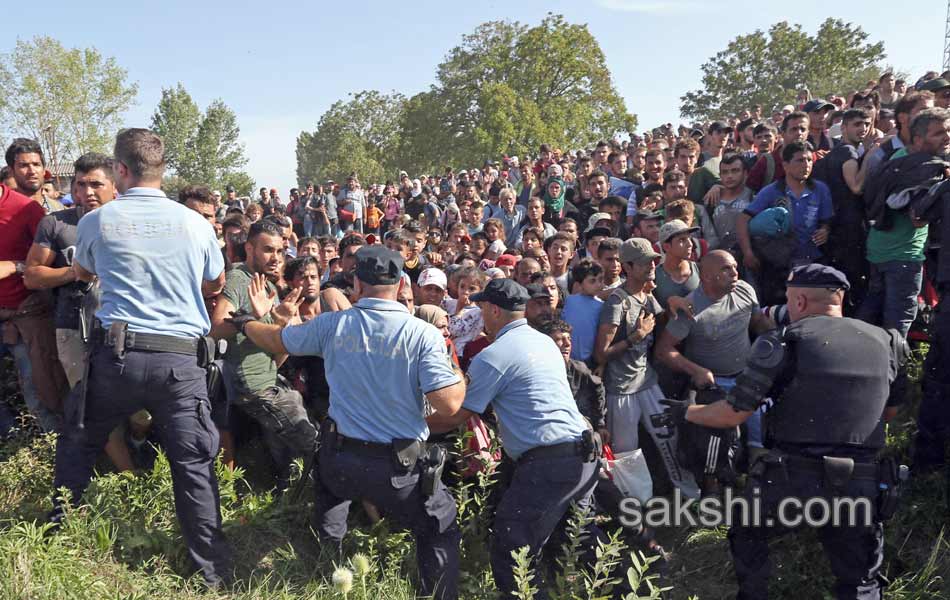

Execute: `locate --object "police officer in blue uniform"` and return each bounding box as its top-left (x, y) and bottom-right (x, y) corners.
top-left (51, 129), bottom-right (232, 585)
top-left (427, 278), bottom-right (602, 599)
top-left (237, 245), bottom-right (466, 600)
top-left (659, 264), bottom-right (908, 600)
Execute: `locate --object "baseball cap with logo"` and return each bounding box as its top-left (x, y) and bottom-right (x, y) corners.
top-left (586, 212), bottom-right (613, 233)
top-left (417, 268), bottom-right (447, 290)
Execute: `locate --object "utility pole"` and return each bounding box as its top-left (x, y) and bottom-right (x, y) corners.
top-left (945, 0), bottom-right (950, 71)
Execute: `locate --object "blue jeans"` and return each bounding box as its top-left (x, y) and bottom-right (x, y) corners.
top-left (0, 340), bottom-right (59, 432)
top-left (856, 260), bottom-right (923, 338)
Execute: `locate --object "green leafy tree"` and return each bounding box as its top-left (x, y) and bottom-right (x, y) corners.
top-left (150, 84), bottom-right (252, 194)
top-left (296, 90), bottom-right (405, 185)
top-left (299, 15), bottom-right (635, 180)
top-left (0, 36), bottom-right (137, 177)
top-left (150, 84), bottom-right (200, 175)
top-left (399, 14), bottom-right (635, 170)
top-left (680, 19), bottom-right (886, 121)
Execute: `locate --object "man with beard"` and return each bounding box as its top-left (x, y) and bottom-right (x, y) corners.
top-left (6, 138), bottom-right (64, 214)
top-left (211, 219), bottom-right (317, 491)
top-left (25, 153), bottom-right (145, 471)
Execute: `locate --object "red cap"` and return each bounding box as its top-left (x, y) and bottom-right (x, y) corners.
top-left (495, 254), bottom-right (520, 268)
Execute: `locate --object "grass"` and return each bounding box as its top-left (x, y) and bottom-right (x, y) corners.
top-left (0, 352), bottom-right (947, 599)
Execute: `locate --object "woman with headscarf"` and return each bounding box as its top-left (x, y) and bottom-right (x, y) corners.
top-left (414, 304), bottom-right (459, 367)
top-left (542, 176), bottom-right (567, 224)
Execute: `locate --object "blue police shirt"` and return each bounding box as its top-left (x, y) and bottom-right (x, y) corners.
top-left (744, 180), bottom-right (834, 262)
top-left (280, 297), bottom-right (460, 443)
top-left (74, 187), bottom-right (224, 338)
top-left (462, 318), bottom-right (588, 459)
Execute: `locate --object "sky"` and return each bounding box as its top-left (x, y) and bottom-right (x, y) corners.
top-left (5, 0), bottom-right (946, 192)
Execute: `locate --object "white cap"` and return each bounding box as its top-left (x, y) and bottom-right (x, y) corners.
top-left (417, 267), bottom-right (447, 290)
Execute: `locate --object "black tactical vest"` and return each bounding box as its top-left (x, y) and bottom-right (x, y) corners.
top-left (767, 316), bottom-right (894, 450)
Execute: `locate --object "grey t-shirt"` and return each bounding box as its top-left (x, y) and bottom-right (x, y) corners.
top-left (653, 261), bottom-right (699, 310)
top-left (599, 287), bottom-right (663, 395)
top-left (664, 280), bottom-right (759, 376)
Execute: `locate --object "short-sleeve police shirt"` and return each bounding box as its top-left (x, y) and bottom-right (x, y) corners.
top-left (462, 319), bottom-right (588, 459)
top-left (281, 297), bottom-right (460, 443)
top-left (74, 187), bottom-right (224, 337)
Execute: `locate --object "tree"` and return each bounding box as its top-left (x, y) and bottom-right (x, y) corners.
top-left (297, 15), bottom-right (635, 181)
top-left (0, 36), bottom-right (137, 177)
top-left (399, 14), bottom-right (635, 169)
top-left (680, 19), bottom-right (886, 122)
top-left (151, 84), bottom-right (253, 194)
top-left (295, 90), bottom-right (405, 185)
top-left (151, 84), bottom-right (200, 174)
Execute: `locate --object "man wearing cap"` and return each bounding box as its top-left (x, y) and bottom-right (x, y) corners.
top-left (658, 264), bottom-right (909, 600)
top-left (416, 267), bottom-right (448, 307)
top-left (593, 238), bottom-right (700, 497)
top-left (224, 184), bottom-right (243, 210)
top-left (654, 219), bottom-right (701, 310)
top-left (238, 245), bottom-right (465, 600)
top-left (427, 278), bottom-right (602, 597)
top-left (524, 281), bottom-right (556, 326)
top-left (920, 77), bottom-right (950, 108)
top-left (631, 210), bottom-right (662, 247)
top-left (804, 99), bottom-right (836, 151)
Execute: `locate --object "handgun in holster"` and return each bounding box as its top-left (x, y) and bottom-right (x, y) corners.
top-left (877, 456), bottom-right (908, 521)
top-left (421, 444), bottom-right (447, 497)
top-left (107, 321), bottom-right (129, 360)
top-left (581, 428), bottom-right (602, 462)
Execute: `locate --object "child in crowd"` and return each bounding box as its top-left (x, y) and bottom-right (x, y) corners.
top-left (561, 259), bottom-right (605, 365)
top-left (444, 267), bottom-right (488, 356)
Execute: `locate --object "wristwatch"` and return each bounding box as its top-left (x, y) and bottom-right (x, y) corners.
top-left (14, 261), bottom-right (25, 275)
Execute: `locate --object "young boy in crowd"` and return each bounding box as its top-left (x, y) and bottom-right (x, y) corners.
top-left (561, 259), bottom-right (605, 365)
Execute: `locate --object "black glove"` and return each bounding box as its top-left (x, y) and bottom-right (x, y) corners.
top-left (655, 398), bottom-right (689, 430)
top-left (226, 309), bottom-right (257, 335)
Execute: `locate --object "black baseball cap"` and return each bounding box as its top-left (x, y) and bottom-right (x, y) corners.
top-left (354, 246), bottom-right (404, 286)
top-left (584, 226), bottom-right (612, 242)
top-left (471, 278), bottom-right (530, 311)
top-left (631, 209), bottom-right (662, 228)
top-left (225, 184), bottom-right (235, 193)
top-left (787, 264), bottom-right (850, 291)
top-left (803, 99), bottom-right (834, 113)
top-left (707, 121), bottom-right (733, 134)
top-left (524, 283), bottom-right (553, 300)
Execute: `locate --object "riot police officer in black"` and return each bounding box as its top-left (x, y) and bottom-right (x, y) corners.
top-left (661, 264), bottom-right (908, 600)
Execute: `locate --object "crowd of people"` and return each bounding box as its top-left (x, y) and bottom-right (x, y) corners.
top-left (1, 68), bottom-right (950, 599)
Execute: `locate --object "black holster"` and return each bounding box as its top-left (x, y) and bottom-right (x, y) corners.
top-left (877, 456), bottom-right (907, 521)
top-left (421, 444), bottom-right (447, 496)
top-left (581, 428), bottom-right (602, 462)
top-left (392, 438), bottom-right (423, 471)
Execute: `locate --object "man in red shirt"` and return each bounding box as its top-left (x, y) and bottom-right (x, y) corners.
top-left (0, 139), bottom-right (68, 431)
